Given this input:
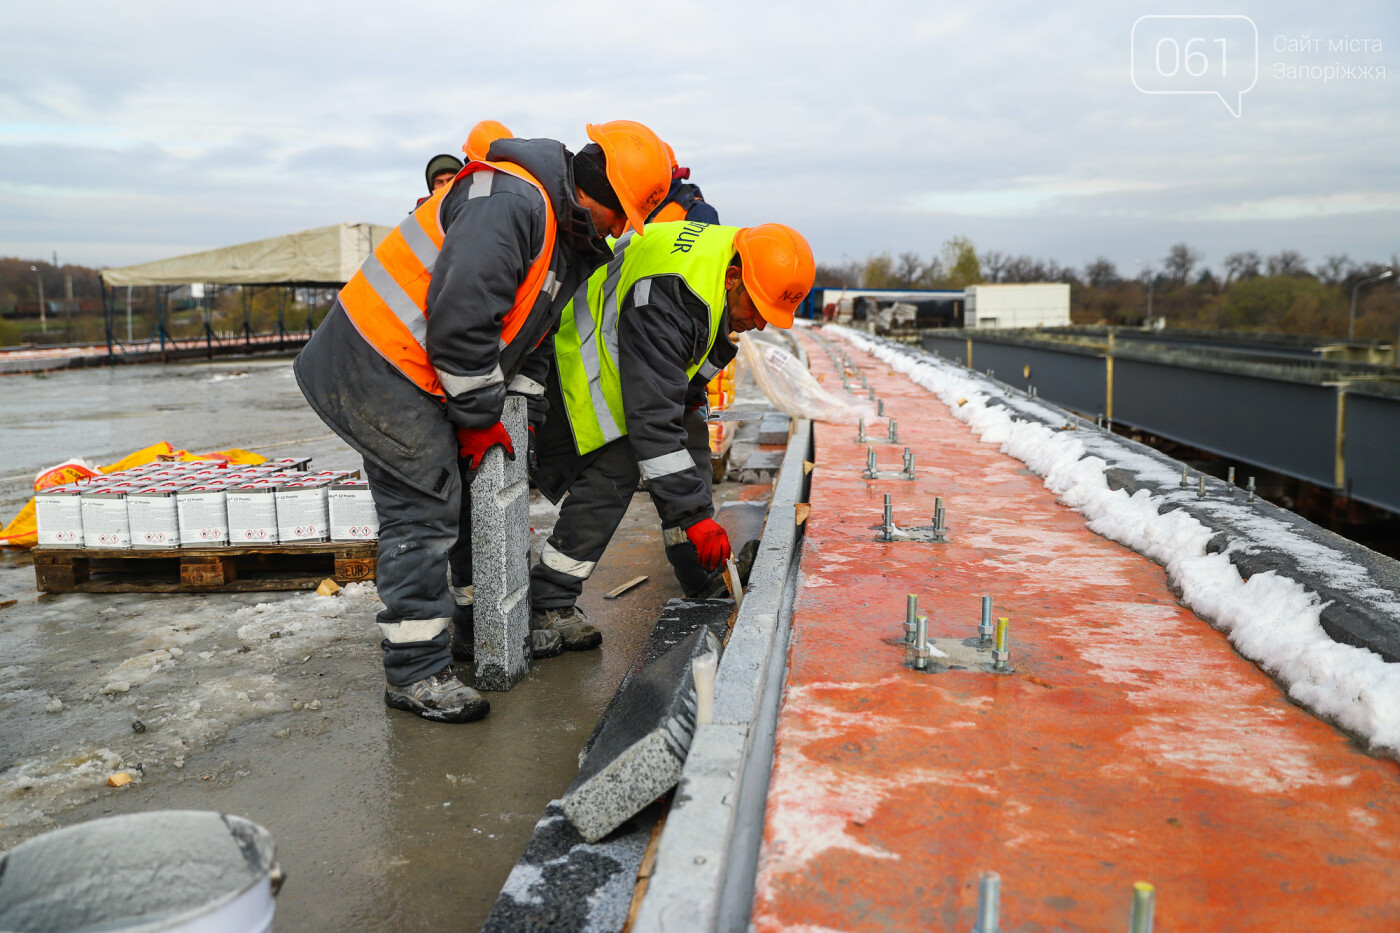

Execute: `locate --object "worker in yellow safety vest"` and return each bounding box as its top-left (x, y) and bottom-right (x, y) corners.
top-left (295, 121), bottom-right (670, 723)
top-left (524, 221), bottom-right (814, 649)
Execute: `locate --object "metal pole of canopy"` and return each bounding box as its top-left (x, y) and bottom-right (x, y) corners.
top-left (101, 279), bottom-right (114, 360)
top-left (243, 287), bottom-right (253, 348)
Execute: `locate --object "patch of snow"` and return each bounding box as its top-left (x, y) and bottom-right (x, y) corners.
top-left (830, 326), bottom-right (1400, 759)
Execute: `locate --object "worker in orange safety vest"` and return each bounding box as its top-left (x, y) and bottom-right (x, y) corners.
top-left (295, 121), bottom-right (670, 723)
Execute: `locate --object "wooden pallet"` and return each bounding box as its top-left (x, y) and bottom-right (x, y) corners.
top-left (32, 542), bottom-right (377, 594)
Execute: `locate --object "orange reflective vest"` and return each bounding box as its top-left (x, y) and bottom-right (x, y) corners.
top-left (650, 201), bottom-right (688, 224)
top-left (338, 160), bottom-right (557, 399)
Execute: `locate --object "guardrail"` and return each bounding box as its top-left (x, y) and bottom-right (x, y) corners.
top-left (921, 329), bottom-right (1400, 515)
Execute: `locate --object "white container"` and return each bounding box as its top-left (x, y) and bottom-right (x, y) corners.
top-left (275, 482), bottom-right (329, 543)
top-left (128, 485), bottom-right (184, 548)
top-left (0, 810), bottom-right (280, 933)
top-left (81, 486), bottom-right (133, 548)
top-left (176, 485), bottom-right (230, 547)
top-left (328, 481), bottom-right (379, 541)
top-left (35, 488), bottom-right (84, 548)
top-left (226, 485), bottom-right (279, 544)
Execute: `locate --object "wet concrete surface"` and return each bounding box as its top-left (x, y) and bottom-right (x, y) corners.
top-left (0, 355), bottom-right (772, 930)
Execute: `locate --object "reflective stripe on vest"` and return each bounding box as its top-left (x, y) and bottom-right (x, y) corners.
top-left (338, 160), bottom-right (557, 399)
top-left (554, 221), bottom-right (734, 456)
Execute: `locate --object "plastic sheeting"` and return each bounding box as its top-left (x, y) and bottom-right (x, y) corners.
top-left (101, 223), bottom-right (393, 287)
top-left (735, 333), bottom-right (876, 426)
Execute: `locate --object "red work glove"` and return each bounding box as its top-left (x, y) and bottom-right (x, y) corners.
top-left (685, 518), bottom-right (731, 571)
top-left (456, 423), bottom-right (515, 471)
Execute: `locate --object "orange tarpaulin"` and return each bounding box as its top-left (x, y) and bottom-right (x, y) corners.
top-left (0, 442), bottom-right (266, 548)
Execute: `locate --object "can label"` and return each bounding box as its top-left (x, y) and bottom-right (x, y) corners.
top-left (328, 487), bottom-right (379, 541)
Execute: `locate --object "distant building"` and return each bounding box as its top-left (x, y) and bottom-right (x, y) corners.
top-left (964, 284), bottom-right (1070, 329)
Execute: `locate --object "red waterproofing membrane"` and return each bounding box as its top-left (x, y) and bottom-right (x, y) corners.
top-left (750, 332), bottom-right (1400, 931)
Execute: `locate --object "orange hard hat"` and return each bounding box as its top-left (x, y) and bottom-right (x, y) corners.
top-left (585, 120), bottom-right (670, 235)
top-left (463, 120), bottom-right (512, 162)
top-left (733, 224), bottom-right (816, 329)
top-left (662, 140), bottom-right (678, 173)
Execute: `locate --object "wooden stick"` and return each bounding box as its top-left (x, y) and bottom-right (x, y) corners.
top-left (603, 575), bottom-right (649, 600)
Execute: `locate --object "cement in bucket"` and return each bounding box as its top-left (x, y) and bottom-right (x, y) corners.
top-left (0, 810), bottom-right (280, 932)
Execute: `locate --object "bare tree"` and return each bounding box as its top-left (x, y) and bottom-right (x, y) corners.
top-left (1266, 250), bottom-right (1310, 277)
top-left (1083, 257), bottom-right (1119, 288)
top-left (980, 250), bottom-right (1008, 283)
top-left (895, 252), bottom-right (924, 288)
top-left (1162, 243), bottom-right (1201, 287)
top-left (1317, 253), bottom-right (1352, 286)
top-left (1222, 251), bottom-right (1261, 284)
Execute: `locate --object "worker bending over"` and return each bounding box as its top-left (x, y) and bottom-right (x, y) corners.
top-left (527, 221), bottom-right (814, 648)
top-left (296, 121), bottom-right (670, 723)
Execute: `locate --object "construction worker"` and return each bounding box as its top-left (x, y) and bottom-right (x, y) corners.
top-left (646, 142), bottom-right (719, 224)
top-left (463, 120), bottom-right (513, 162)
top-left (527, 221), bottom-right (814, 649)
top-left (417, 154), bottom-right (464, 207)
top-left (295, 121), bottom-right (670, 723)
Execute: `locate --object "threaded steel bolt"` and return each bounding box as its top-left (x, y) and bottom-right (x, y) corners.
top-left (857, 417), bottom-right (867, 442)
top-left (1227, 466), bottom-right (1236, 486)
top-left (1197, 475), bottom-right (1205, 500)
top-left (865, 446), bottom-right (877, 478)
top-left (914, 615), bottom-right (929, 670)
top-left (1129, 881), bottom-right (1155, 933)
top-left (1248, 476), bottom-right (1257, 502)
top-left (868, 386), bottom-right (876, 401)
top-left (992, 617), bottom-right (1010, 671)
top-left (877, 399), bottom-right (885, 417)
top-left (887, 419), bottom-right (898, 443)
top-left (979, 596), bottom-right (994, 644)
top-left (973, 871), bottom-right (1001, 933)
top-left (905, 594), bottom-right (918, 644)
top-left (1180, 466), bottom-right (1188, 488)
top-left (881, 493), bottom-right (894, 540)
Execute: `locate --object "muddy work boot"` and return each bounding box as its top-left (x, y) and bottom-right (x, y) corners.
top-left (530, 628), bottom-right (564, 659)
top-left (384, 668), bottom-right (490, 723)
top-left (531, 606), bottom-right (602, 652)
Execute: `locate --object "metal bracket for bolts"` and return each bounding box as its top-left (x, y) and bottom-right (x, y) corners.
top-left (872, 493), bottom-right (949, 542)
top-left (862, 446), bottom-right (915, 481)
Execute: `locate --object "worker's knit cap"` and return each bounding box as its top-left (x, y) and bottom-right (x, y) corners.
top-left (572, 143), bottom-right (623, 212)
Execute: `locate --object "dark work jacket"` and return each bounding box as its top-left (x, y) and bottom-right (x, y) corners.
top-left (533, 274), bottom-right (737, 529)
top-left (295, 138), bottom-right (612, 498)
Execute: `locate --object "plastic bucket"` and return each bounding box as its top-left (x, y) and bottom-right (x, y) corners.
top-left (0, 810), bottom-right (281, 932)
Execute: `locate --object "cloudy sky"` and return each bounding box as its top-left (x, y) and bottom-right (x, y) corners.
top-left (1, 0), bottom-right (1395, 277)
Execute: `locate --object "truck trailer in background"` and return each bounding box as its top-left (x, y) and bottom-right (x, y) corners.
top-left (965, 283), bottom-right (1070, 329)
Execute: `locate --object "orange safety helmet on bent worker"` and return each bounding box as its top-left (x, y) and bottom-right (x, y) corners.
top-left (585, 121), bottom-right (671, 235)
top-left (463, 120), bottom-right (512, 162)
top-left (337, 160), bottom-right (556, 400)
top-left (733, 224), bottom-right (816, 329)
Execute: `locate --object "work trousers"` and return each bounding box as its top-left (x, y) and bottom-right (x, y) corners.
top-left (363, 457), bottom-right (477, 686)
top-left (531, 409), bottom-right (713, 609)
